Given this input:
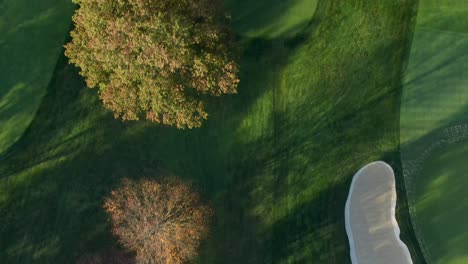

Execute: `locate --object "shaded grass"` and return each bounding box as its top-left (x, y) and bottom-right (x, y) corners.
top-left (415, 142), bottom-right (468, 264)
top-left (416, 0), bottom-right (468, 34)
top-left (0, 0), bottom-right (424, 263)
top-left (0, 0), bottom-right (75, 154)
top-left (400, 0), bottom-right (468, 263)
top-left (224, 0), bottom-right (318, 38)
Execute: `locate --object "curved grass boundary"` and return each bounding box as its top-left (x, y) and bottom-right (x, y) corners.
top-left (0, 0), bottom-right (425, 262)
top-left (0, 0), bottom-right (75, 154)
top-left (400, 0), bottom-right (468, 263)
top-left (403, 123), bottom-right (468, 263)
top-left (346, 161), bottom-right (413, 264)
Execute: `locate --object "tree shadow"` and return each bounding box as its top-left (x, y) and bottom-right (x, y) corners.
top-left (400, 14), bottom-right (468, 146)
top-left (224, 0), bottom-right (318, 38)
top-left (399, 5), bottom-right (468, 263)
top-left (414, 142), bottom-right (468, 263)
top-left (0, 1), bottom-right (320, 263)
top-left (415, 1), bottom-right (468, 35)
top-left (194, 0), bottom-right (423, 262)
top-left (0, 0), bottom-right (75, 154)
top-left (0, 0), bottom-right (426, 263)
top-left (399, 103), bottom-right (468, 264)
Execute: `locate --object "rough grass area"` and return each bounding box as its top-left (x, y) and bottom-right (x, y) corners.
top-left (0, 0), bottom-right (423, 263)
top-left (0, 0), bottom-right (75, 154)
top-left (400, 0), bottom-right (468, 263)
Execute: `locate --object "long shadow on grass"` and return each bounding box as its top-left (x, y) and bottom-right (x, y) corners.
top-left (224, 0), bottom-right (318, 38)
top-left (400, 104), bottom-right (468, 263)
top-left (0, 3), bottom-right (321, 264)
top-left (412, 142), bottom-right (468, 263)
top-left (0, 0), bottom-right (75, 154)
top-left (0, 0), bottom-right (427, 263)
top-left (195, 1), bottom-right (423, 261)
top-left (400, 11), bottom-right (468, 263)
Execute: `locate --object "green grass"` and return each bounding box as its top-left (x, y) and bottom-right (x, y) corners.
top-left (400, 0), bottom-right (468, 263)
top-left (0, 0), bottom-right (423, 263)
top-left (225, 0), bottom-right (318, 38)
top-left (0, 0), bottom-right (75, 154)
top-left (414, 143), bottom-right (468, 264)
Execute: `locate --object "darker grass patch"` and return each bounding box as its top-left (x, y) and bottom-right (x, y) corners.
top-left (0, 0), bottom-right (75, 154)
top-left (0, 0), bottom-right (426, 263)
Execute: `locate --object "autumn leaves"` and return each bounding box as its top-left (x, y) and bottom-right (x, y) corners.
top-left (103, 177), bottom-right (212, 264)
top-left (65, 0), bottom-right (239, 129)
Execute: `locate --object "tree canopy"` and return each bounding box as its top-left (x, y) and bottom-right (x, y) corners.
top-left (65, 0), bottom-right (239, 128)
top-left (104, 177), bottom-right (212, 263)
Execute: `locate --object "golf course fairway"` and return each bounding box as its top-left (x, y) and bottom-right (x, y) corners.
top-left (400, 0), bottom-right (468, 263)
top-left (0, 0), bottom-right (425, 263)
top-left (0, 0), bottom-right (75, 154)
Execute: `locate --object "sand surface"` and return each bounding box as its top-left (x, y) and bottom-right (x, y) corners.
top-left (345, 161), bottom-right (413, 264)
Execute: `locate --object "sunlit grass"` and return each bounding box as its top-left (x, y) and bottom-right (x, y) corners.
top-left (225, 0), bottom-right (318, 38)
top-left (400, 1), bottom-right (468, 263)
top-left (412, 143), bottom-right (468, 264)
top-left (0, 0), bottom-right (422, 263)
top-left (0, 0), bottom-right (74, 154)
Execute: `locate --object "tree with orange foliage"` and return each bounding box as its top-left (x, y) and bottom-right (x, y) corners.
top-left (104, 178), bottom-right (212, 264)
top-left (65, 0), bottom-right (239, 129)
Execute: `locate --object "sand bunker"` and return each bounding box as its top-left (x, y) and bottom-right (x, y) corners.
top-left (345, 161), bottom-right (413, 264)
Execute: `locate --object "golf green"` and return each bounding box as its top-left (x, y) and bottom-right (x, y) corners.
top-left (414, 142), bottom-right (468, 264)
top-left (400, 0), bottom-right (468, 263)
top-left (0, 0), bottom-right (75, 154)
